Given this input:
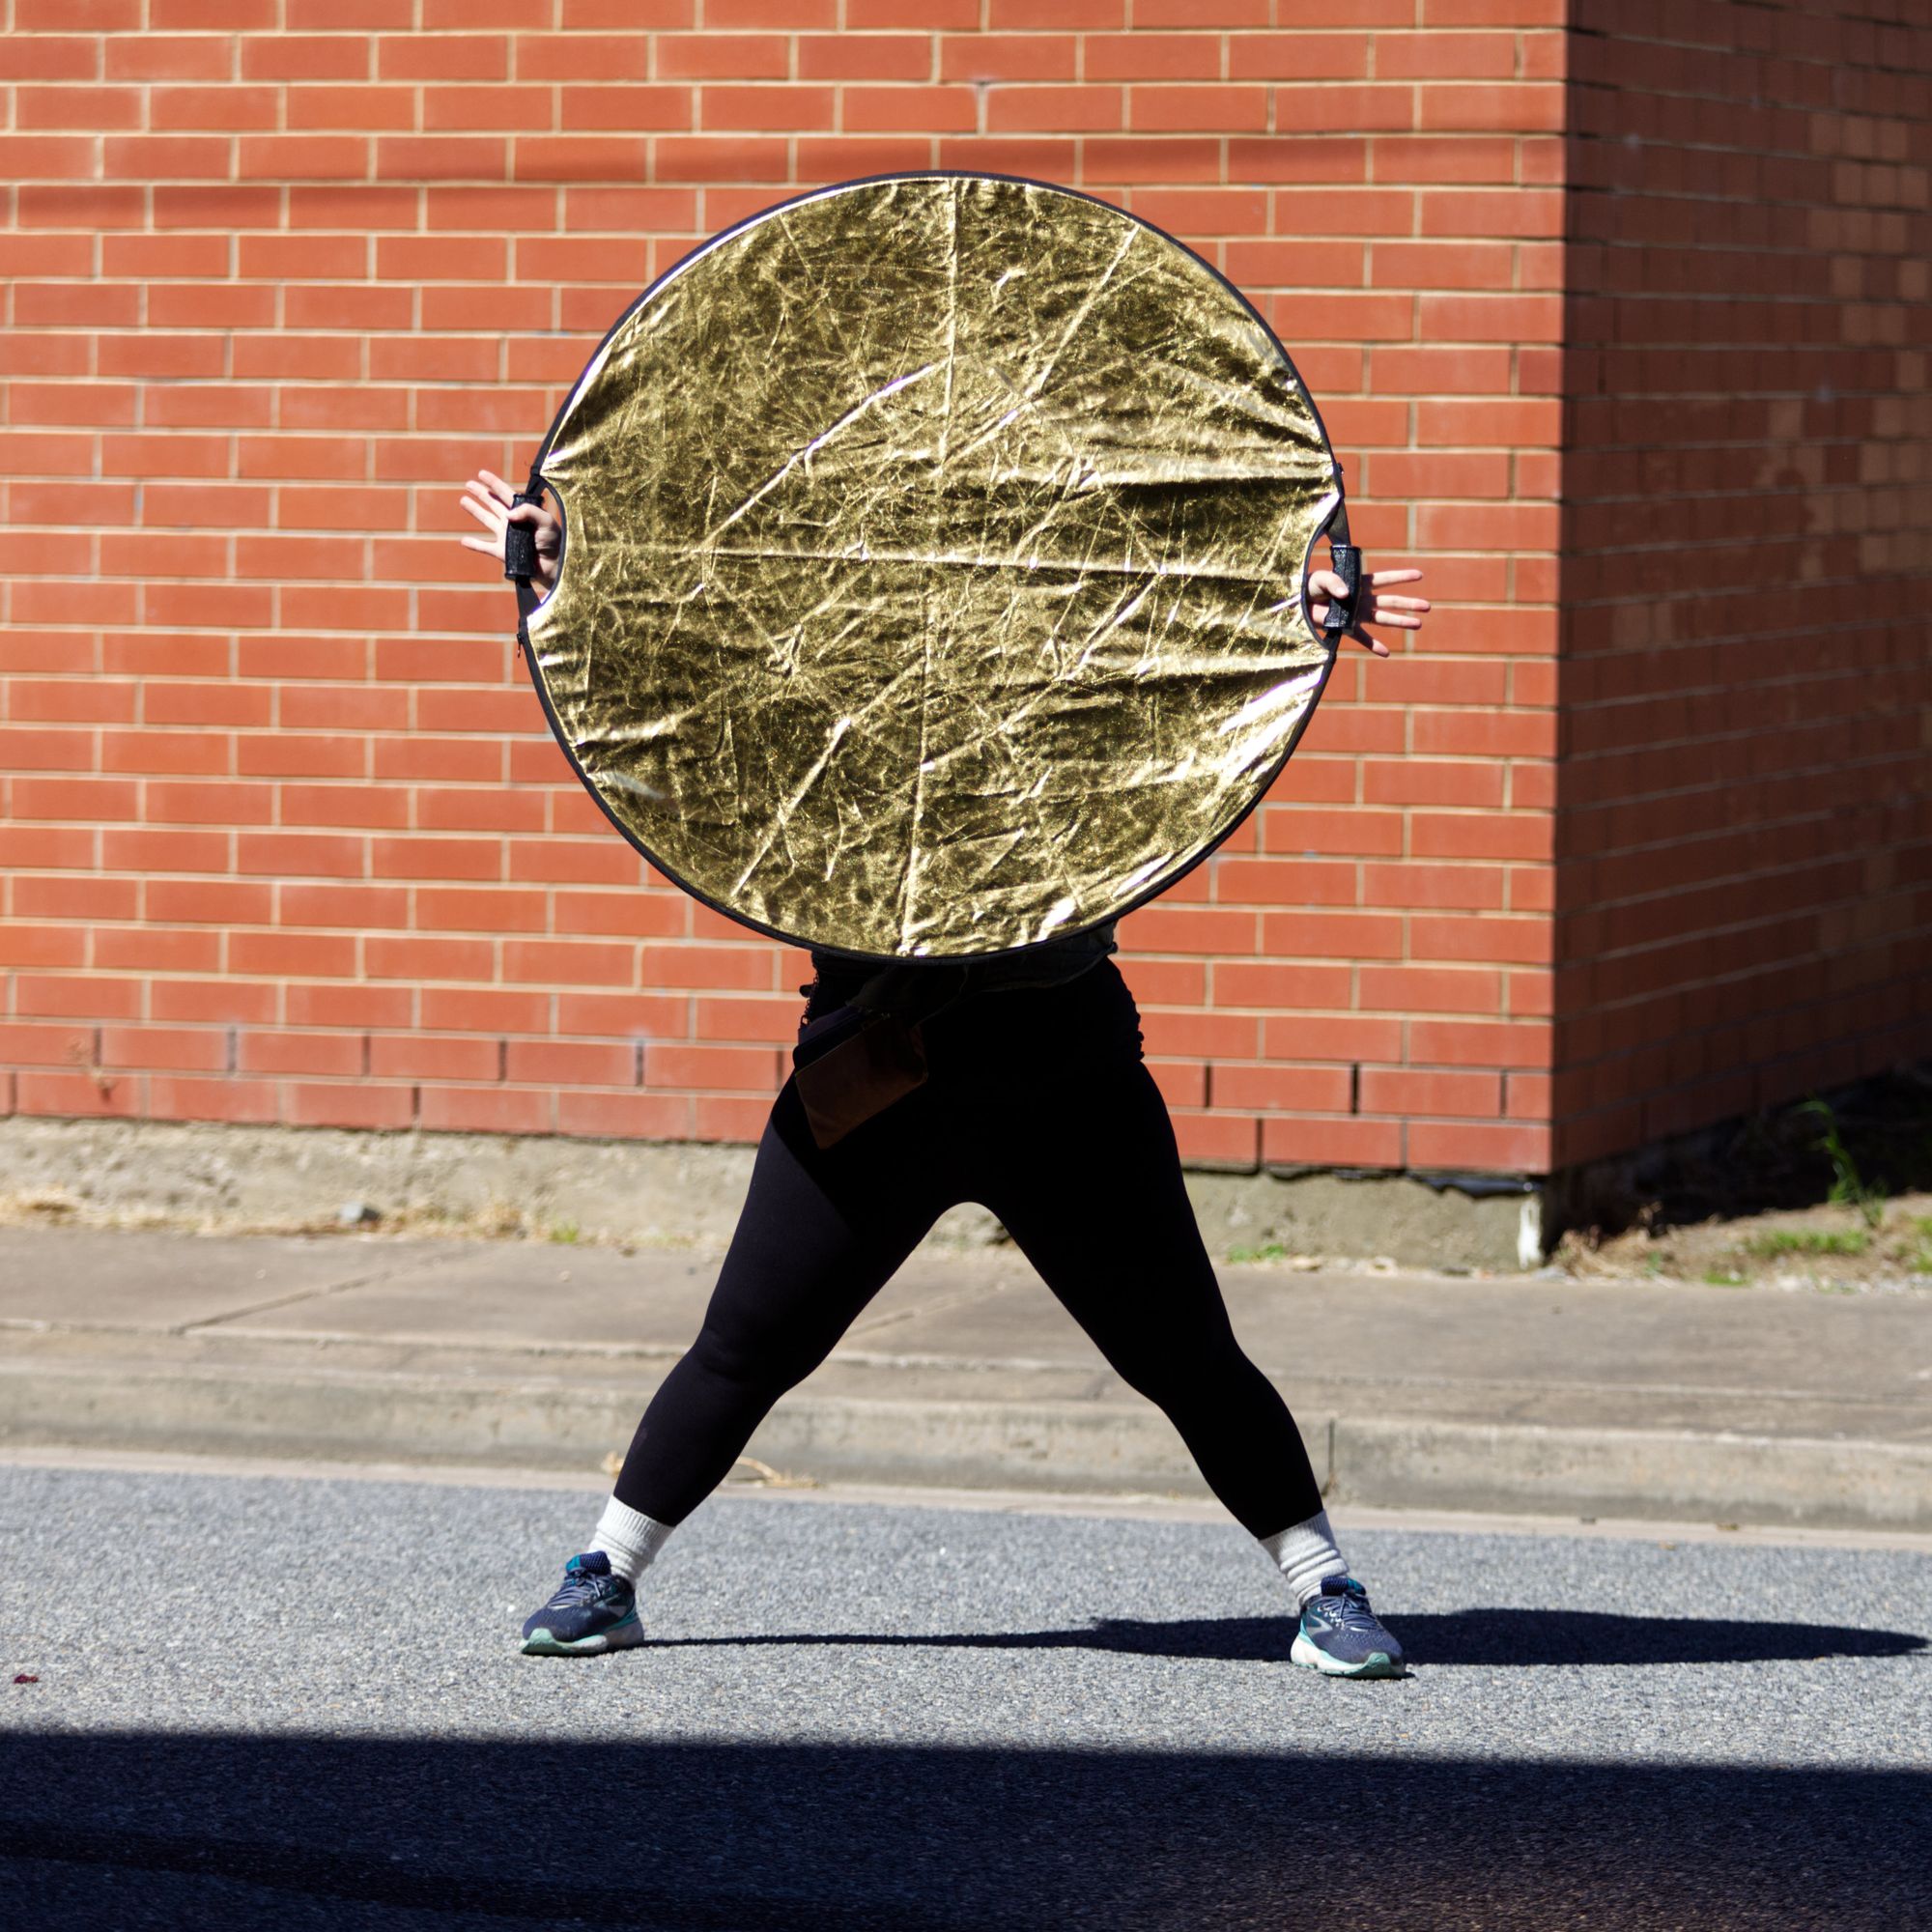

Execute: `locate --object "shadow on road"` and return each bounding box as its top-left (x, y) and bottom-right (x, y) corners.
top-left (2, 1732), bottom-right (1926, 1929)
top-left (648, 1607), bottom-right (1930, 1667)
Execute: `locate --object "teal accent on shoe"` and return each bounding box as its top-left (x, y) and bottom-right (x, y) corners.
top-left (520, 1605), bottom-right (644, 1658)
top-left (1293, 1575), bottom-right (1407, 1678)
top-left (519, 1549), bottom-right (643, 1654)
top-left (1291, 1630), bottom-right (1402, 1679)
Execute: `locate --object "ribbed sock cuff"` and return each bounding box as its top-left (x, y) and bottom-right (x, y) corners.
top-left (590, 1495), bottom-right (676, 1585)
top-left (1261, 1508), bottom-right (1348, 1609)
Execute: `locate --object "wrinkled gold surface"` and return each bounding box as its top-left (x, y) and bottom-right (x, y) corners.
top-left (527, 174), bottom-right (1340, 958)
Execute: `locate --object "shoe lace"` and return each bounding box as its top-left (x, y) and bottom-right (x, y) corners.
top-left (1322, 1583), bottom-right (1383, 1633)
top-left (549, 1564), bottom-right (611, 1607)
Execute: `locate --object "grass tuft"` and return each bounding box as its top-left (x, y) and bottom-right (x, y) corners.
top-left (1228, 1240), bottom-right (1289, 1264)
top-left (1745, 1227), bottom-right (1870, 1259)
top-left (1798, 1097), bottom-right (1889, 1229)
top-left (1908, 1215), bottom-right (1932, 1274)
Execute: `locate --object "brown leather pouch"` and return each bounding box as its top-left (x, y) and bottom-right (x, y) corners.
top-left (791, 1010), bottom-right (928, 1150)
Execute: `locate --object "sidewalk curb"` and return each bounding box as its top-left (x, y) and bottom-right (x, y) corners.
top-left (5, 1356), bottom-right (1928, 1534)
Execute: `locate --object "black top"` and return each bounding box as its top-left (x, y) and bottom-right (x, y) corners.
top-left (805, 923), bottom-right (1118, 1018)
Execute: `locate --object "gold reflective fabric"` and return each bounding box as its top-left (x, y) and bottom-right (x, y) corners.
top-left (527, 173), bottom-right (1341, 960)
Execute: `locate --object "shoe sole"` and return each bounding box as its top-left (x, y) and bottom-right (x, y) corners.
top-left (1291, 1631), bottom-right (1406, 1679)
top-left (520, 1611), bottom-right (646, 1658)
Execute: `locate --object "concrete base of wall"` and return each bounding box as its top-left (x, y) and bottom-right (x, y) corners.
top-left (1187, 1166), bottom-right (1542, 1274)
top-left (0, 1115), bottom-right (1548, 1273)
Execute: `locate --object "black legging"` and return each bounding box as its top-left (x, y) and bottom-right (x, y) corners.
top-left (613, 960), bottom-right (1322, 1540)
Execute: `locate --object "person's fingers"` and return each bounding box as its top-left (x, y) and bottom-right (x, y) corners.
top-left (504, 499), bottom-right (564, 548)
top-left (1311, 570), bottom-right (1428, 610)
top-left (476, 469), bottom-right (515, 505)
top-left (1311, 607), bottom-right (1393, 651)
top-left (457, 495), bottom-right (505, 533)
top-left (1305, 560), bottom-right (1423, 658)
top-left (457, 497), bottom-right (508, 562)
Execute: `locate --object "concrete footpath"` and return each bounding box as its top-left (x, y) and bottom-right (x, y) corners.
top-left (2, 1223), bottom-right (1929, 1532)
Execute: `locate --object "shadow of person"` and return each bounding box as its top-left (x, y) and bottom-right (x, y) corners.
top-left (647, 1607), bottom-right (1928, 1668)
top-left (649, 1614), bottom-right (1297, 1662)
top-left (1368, 1607), bottom-right (1927, 1667)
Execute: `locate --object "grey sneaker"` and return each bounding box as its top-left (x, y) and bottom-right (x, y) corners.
top-left (520, 1550), bottom-right (644, 1657)
top-left (1292, 1575), bottom-right (1406, 1678)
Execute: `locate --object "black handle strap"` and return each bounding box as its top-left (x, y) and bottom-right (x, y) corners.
top-left (1322, 540), bottom-right (1363, 640)
top-left (1316, 494), bottom-right (1363, 642)
top-left (505, 471), bottom-right (549, 642)
top-left (502, 491), bottom-right (541, 582)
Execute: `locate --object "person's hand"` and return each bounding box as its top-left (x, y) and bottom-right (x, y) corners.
top-left (458, 469), bottom-right (561, 595)
top-left (1307, 562), bottom-right (1429, 659)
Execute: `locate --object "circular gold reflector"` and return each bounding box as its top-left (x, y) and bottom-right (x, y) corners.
top-left (525, 173), bottom-right (1343, 960)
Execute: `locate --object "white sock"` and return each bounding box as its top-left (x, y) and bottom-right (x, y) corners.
top-left (1261, 1508), bottom-right (1348, 1608)
top-left (589, 1495), bottom-right (675, 1585)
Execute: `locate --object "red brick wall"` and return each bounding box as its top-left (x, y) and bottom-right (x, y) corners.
top-left (5, 2), bottom-right (1561, 1175)
top-left (1551, 0), bottom-right (1932, 1168)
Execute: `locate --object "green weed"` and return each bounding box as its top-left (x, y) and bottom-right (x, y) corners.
top-left (1700, 1269), bottom-right (1747, 1287)
top-left (1228, 1240), bottom-right (1289, 1264)
top-left (1909, 1216), bottom-right (1932, 1274)
top-left (1745, 1227), bottom-right (1870, 1259)
top-left (1797, 1097), bottom-right (1888, 1229)
top-left (548, 1220), bottom-right (582, 1246)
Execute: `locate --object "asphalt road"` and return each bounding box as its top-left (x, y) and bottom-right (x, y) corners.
top-left (3, 1462), bottom-right (1928, 1929)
